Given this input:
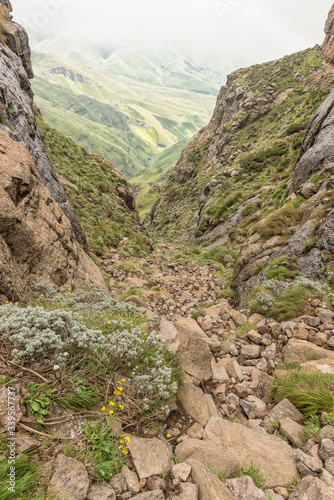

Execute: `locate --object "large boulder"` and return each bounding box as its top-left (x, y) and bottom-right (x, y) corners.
top-left (175, 439), bottom-right (239, 477)
top-left (323, 4), bottom-right (334, 64)
top-left (174, 323), bottom-right (213, 382)
top-left (0, 130), bottom-right (106, 301)
top-left (204, 417), bottom-right (299, 488)
top-left (283, 340), bottom-right (334, 364)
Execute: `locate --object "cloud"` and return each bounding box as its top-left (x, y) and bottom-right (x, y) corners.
top-left (12, 0), bottom-right (334, 63)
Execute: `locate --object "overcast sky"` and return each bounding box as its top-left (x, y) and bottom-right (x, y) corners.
top-left (12, 0), bottom-right (334, 64)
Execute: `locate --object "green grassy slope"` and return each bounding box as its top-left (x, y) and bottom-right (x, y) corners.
top-left (31, 49), bottom-right (217, 178)
top-left (36, 114), bottom-right (150, 258)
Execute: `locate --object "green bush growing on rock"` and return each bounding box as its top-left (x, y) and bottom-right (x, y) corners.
top-left (265, 256), bottom-right (300, 281)
top-left (236, 460), bottom-right (266, 489)
top-left (271, 371), bottom-right (334, 418)
top-left (286, 122), bottom-right (308, 135)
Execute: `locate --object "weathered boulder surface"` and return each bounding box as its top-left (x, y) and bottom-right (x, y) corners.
top-left (48, 454), bottom-right (89, 500)
top-left (289, 476), bottom-right (334, 499)
top-left (0, 130), bottom-right (106, 300)
top-left (204, 417), bottom-right (299, 488)
top-left (186, 459), bottom-right (236, 500)
top-left (283, 339), bottom-right (334, 364)
top-left (127, 435), bottom-right (173, 479)
top-left (323, 4), bottom-right (334, 65)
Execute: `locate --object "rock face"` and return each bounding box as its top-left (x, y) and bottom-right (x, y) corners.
top-left (0, 130), bottom-right (106, 300)
top-left (0, 5), bottom-right (87, 248)
top-left (48, 454), bottom-right (89, 500)
top-left (127, 436), bottom-right (173, 479)
top-left (323, 4), bottom-right (334, 64)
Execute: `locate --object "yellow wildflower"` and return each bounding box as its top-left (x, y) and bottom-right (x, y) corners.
top-left (40, 294), bottom-right (44, 297)
top-left (68, 292), bottom-right (71, 295)
top-left (166, 434), bottom-right (171, 438)
top-left (109, 401), bottom-right (115, 406)
top-left (5, 301), bottom-right (9, 304)
top-left (101, 407), bottom-right (106, 412)
top-left (119, 404), bottom-right (124, 410)
top-left (121, 379), bottom-right (125, 382)
top-left (109, 410), bottom-right (114, 415)
top-left (108, 321), bottom-right (111, 324)
top-left (120, 440), bottom-right (124, 444)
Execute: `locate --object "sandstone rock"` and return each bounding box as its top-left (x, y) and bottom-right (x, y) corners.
top-left (124, 296), bottom-right (147, 308)
top-left (289, 476), bottom-right (334, 499)
top-left (301, 358), bottom-right (334, 374)
top-left (187, 423), bottom-right (204, 440)
top-left (122, 466), bottom-right (140, 494)
top-left (87, 485), bottom-right (116, 500)
top-left (294, 449), bottom-right (323, 473)
top-left (186, 459), bottom-right (236, 500)
top-left (175, 439), bottom-right (239, 477)
top-left (227, 476), bottom-right (267, 499)
top-left (240, 396), bottom-right (267, 419)
top-left (279, 417), bottom-right (304, 448)
top-left (240, 344), bottom-right (261, 359)
top-left (326, 457), bottom-right (334, 476)
top-left (321, 426), bottom-right (334, 440)
top-left (0, 130), bottom-right (106, 301)
top-left (172, 463), bottom-right (192, 482)
top-left (320, 468), bottom-right (334, 489)
top-left (127, 436), bottom-right (173, 479)
top-left (158, 318), bottom-right (180, 353)
top-left (247, 330), bottom-right (263, 344)
top-left (323, 4), bottom-right (334, 64)
top-left (48, 454), bottom-right (89, 500)
top-left (226, 359), bottom-right (244, 382)
top-left (178, 383), bottom-right (216, 426)
top-left (316, 308), bottom-right (334, 324)
top-left (263, 399), bottom-right (304, 434)
top-left (15, 435), bottom-right (39, 455)
top-left (175, 482), bottom-right (198, 500)
top-left (211, 360), bottom-right (230, 383)
top-left (204, 417), bottom-right (299, 488)
top-left (283, 339), bottom-right (334, 364)
top-left (109, 473), bottom-right (127, 493)
top-left (132, 491), bottom-right (165, 499)
top-left (147, 476), bottom-right (166, 491)
top-left (320, 440), bottom-right (334, 461)
top-left (175, 325), bottom-right (213, 382)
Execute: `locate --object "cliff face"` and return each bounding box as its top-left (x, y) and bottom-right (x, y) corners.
top-left (323, 4), bottom-right (334, 64)
top-left (0, 2), bottom-right (87, 249)
top-left (0, 4), bottom-right (111, 299)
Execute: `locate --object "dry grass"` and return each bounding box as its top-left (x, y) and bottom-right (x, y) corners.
top-left (253, 204), bottom-right (304, 237)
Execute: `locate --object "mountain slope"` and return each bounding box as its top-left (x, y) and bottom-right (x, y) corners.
top-left (30, 45), bottom-right (222, 178)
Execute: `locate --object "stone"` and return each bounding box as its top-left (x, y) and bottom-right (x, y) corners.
top-left (301, 358), bottom-right (334, 374)
top-left (86, 485), bottom-right (116, 500)
top-left (321, 426), bottom-right (334, 440)
top-left (240, 344), bottom-right (261, 359)
top-left (186, 459), bottom-right (236, 500)
top-left (276, 487), bottom-right (289, 499)
top-left (127, 436), bottom-right (173, 479)
top-left (289, 476), bottom-right (334, 499)
top-left (303, 316), bottom-right (321, 327)
top-left (132, 491), bottom-right (165, 500)
top-left (263, 344), bottom-right (277, 361)
top-left (227, 476), bottom-right (267, 499)
top-left (175, 439), bottom-right (239, 477)
top-left (316, 308), bottom-right (334, 324)
top-left (211, 360), bottom-right (230, 383)
top-left (279, 418), bottom-right (304, 449)
top-left (187, 423), bottom-right (204, 439)
top-left (147, 476), bottom-right (166, 491)
top-left (263, 399), bottom-right (304, 434)
top-left (178, 383), bottom-right (216, 426)
top-left (15, 435), bottom-right (39, 455)
top-left (172, 463), bottom-right (192, 482)
top-left (249, 313), bottom-right (265, 324)
top-left (159, 318), bottom-right (180, 353)
top-left (240, 396), bottom-right (267, 419)
top-left (226, 360), bottom-right (244, 382)
top-left (48, 454), bottom-right (89, 500)
top-left (122, 466), bottom-right (140, 494)
top-left (234, 383), bottom-right (248, 398)
top-left (320, 468), bottom-right (334, 489)
top-left (109, 473), bottom-right (127, 493)
top-left (294, 449), bottom-right (323, 473)
top-left (175, 324), bottom-right (213, 382)
top-left (320, 440), bottom-right (334, 461)
top-left (283, 339), bottom-right (334, 364)
top-left (247, 330), bottom-right (263, 344)
top-left (175, 482), bottom-right (198, 500)
top-left (204, 417), bottom-right (299, 488)
top-left (326, 457), bottom-right (334, 476)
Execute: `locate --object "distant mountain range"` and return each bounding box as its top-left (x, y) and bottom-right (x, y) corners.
top-left (30, 37), bottom-right (248, 178)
